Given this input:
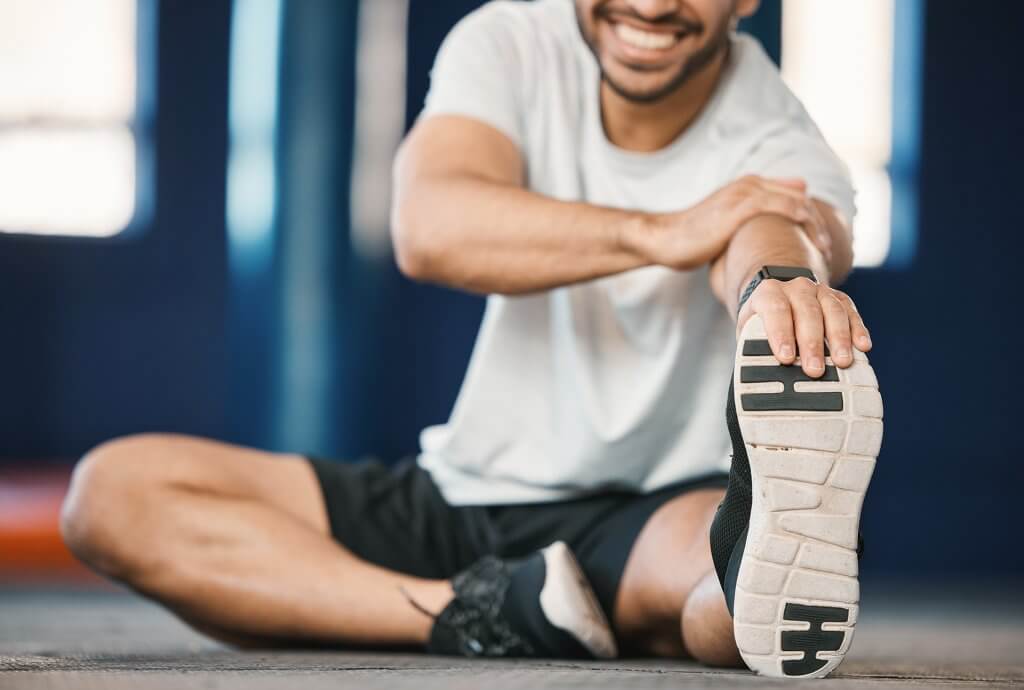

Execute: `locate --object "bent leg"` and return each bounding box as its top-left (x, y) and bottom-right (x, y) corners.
top-left (61, 434), bottom-right (452, 647)
top-left (611, 486), bottom-right (742, 666)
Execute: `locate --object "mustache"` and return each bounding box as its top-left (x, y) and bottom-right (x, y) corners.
top-left (595, 5), bottom-right (704, 34)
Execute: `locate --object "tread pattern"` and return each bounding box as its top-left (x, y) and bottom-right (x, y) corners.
top-left (731, 318), bottom-right (882, 679)
top-left (740, 362), bottom-right (843, 411)
top-left (780, 604), bottom-right (849, 676)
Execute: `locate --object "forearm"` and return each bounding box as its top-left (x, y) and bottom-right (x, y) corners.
top-left (393, 175), bottom-right (649, 294)
top-left (711, 218), bottom-right (831, 316)
top-left (711, 202), bottom-right (852, 316)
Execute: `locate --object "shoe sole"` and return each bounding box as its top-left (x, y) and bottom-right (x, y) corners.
top-left (731, 315), bottom-right (882, 679)
top-left (538, 541), bottom-right (618, 659)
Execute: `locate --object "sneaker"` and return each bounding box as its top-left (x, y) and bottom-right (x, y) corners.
top-left (710, 314), bottom-right (882, 678)
top-left (425, 541), bottom-right (618, 659)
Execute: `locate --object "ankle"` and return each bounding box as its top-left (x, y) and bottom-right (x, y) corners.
top-left (399, 578), bottom-right (455, 642)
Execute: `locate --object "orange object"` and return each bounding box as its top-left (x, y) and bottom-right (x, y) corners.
top-left (0, 467), bottom-right (105, 584)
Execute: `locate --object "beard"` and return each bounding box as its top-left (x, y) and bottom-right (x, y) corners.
top-left (576, 7), bottom-right (733, 104)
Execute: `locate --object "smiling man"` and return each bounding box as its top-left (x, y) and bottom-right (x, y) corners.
top-left (61, 0), bottom-right (882, 681)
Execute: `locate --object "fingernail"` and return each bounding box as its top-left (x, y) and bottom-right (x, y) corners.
top-left (810, 357), bottom-right (824, 371)
top-left (837, 348), bottom-right (851, 360)
top-left (859, 334), bottom-right (872, 348)
top-left (780, 344), bottom-right (794, 359)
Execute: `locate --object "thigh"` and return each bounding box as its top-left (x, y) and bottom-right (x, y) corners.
top-left (565, 480), bottom-right (725, 655)
top-left (614, 487), bottom-right (725, 631)
top-left (306, 457), bottom-right (486, 580)
top-left (118, 433), bottom-right (329, 535)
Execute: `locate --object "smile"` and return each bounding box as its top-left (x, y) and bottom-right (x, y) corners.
top-left (613, 22), bottom-right (682, 51)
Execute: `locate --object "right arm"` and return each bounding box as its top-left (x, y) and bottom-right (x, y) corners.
top-left (391, 115), bottom-right (830, 295)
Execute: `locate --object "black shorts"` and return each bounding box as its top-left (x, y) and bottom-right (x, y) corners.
top-left (306, 458), bottom-right (727, 619)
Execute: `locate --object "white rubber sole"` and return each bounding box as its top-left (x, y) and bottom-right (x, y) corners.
top-left (732, 315), bottom-right (882, 679)
top-left (537, 541), bottom-right (618, 659)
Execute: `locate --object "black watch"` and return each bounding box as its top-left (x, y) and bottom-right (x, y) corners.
top-left (737, 265), bottom-right (817, 315)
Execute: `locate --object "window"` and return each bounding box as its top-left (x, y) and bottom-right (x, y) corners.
top-left (781, 0), bottom-right (922, 268)
top-left (0, 0), bottom-right (148, 237)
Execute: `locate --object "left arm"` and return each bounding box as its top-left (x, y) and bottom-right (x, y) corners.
top-left (709, 199), bottom-right (872, 378)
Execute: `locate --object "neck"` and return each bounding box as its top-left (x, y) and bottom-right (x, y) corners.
top-left (600, 48), bottom-right (729, 153)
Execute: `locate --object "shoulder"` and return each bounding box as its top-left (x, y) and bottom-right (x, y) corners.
top-left (712, 34), bottom-right (823, 137)
top-left (717, 35), bottom-right (855, 220)
top-left (441, 0), bottom-right (580, 68)
top-left (453, 0), bottom-right (578, 36)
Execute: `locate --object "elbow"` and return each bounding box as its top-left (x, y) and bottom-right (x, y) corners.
top-left (391, 200), bottom-right (435, 281)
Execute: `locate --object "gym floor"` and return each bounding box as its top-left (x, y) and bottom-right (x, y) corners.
top-left (2, 582), bottom-right (1022, 689)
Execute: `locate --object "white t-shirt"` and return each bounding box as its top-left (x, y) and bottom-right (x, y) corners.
top-left (415, 0), bottom-right (855, 505)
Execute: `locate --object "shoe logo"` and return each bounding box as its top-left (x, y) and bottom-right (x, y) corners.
top-left (780, 603), bottom-right (849, 676)
top-left (740, 340), bottom-right (843, 412)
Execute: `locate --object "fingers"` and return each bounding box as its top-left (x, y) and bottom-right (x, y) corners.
top-left (735, 188), bottom-right (811, 228)
top-left (835, 292), bottom-right (872, 352)
top-left (749, 280), bottom-right (870, 377)
top-left (787, 278), bottom-right (827, 378)
top-left (730, 176), bottom-right (822, 238)
top-left (773, 177), bottom-right (808, 190)
top-left (804, 201), bottom-right (832, 262)
top-left (819, 289), bottom-right (853, 368)
top-left (749, 281), bottom-right (797, 365)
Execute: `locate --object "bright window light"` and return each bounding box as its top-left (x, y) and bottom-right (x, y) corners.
top-left (349, 0), bottom-right (409, 259)
top-left (782, 0), bottom-right (897, 268)
top-left (0, 0), bottom-right (138, 237)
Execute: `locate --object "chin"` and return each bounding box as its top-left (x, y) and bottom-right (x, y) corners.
top-left (602, 63), bottom-right (687, 103)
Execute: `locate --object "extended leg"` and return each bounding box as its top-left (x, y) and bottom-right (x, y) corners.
top-left (61, 434), bottom-right (452, 647)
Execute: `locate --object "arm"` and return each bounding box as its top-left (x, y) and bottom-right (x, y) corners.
top-left (709, 204), bottom-right (872, 378)
top-left (392, 116), bottom-right (646, 294)
top-left (392, 115), bottom-right (830, 295)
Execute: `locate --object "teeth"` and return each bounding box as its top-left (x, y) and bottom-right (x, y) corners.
top-left (614, 23), bottom-right (679, 51)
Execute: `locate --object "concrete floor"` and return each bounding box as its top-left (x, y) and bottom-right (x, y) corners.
top-left (1, 583), bottom-right (1023, 689)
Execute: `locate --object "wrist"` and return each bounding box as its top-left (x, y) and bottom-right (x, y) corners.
top-left (735, 265), bottom-right (818, 315)
top-left (616, 211), bottom-right (664, 265)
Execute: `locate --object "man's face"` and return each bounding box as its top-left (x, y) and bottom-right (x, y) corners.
top-left (575, 0), bottom-right (757, 103)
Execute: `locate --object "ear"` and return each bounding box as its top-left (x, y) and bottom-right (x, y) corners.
top-left (735, 0), bottom-right (760, 20)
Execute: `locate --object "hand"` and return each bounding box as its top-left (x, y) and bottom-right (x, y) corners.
top-left (624, 175), bottom-right (832, 271)
top-left (738, 277), bottom-right (872, 377)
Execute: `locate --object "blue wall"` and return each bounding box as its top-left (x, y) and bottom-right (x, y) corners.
top-left (0, 1), bottom-right (232, 459)
top-left (850, 1), bottom-right (1024, 576)
top-left (1, 0), bottom-right (1021, 576)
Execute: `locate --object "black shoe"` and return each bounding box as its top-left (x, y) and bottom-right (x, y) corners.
top-left (709, 315), bottom-right (882, 678)
top-left (424, 541), bottom-right (617, 659)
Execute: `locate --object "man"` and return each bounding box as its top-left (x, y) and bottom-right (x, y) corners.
top-left (61, 0), bottom-right (881, 680)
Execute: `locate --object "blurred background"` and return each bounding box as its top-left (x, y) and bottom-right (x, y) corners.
top-left (0, 0), bottom-right (1020, 587)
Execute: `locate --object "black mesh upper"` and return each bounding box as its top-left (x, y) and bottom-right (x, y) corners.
top-left (427, 555), bottom-right (535, 657)
top-left (709, 379), bottom-right (753, 596)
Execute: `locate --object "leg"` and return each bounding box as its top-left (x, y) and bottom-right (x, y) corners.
top-left (61, 434), bottom-right (452, 647)
top-left (611, 486), bottom-right (742, 666)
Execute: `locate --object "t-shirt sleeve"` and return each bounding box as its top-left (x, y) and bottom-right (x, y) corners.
top-left (419, 3), bottom-right (526, 150)
top-left (735, 121), bottom-right (857, 225)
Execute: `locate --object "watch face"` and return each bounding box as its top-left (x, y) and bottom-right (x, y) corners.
top-left (764, 266), bottom-right (817, 282)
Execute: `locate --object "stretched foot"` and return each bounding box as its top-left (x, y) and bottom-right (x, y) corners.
top-left (710, 314), bottom-right (882, 678)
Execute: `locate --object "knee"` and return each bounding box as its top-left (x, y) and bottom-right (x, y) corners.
top-left (60, 433), bottom-right (177, 577)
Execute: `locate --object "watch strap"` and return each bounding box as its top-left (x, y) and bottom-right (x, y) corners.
top-left (737, 266), bottom-right (817, 315)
